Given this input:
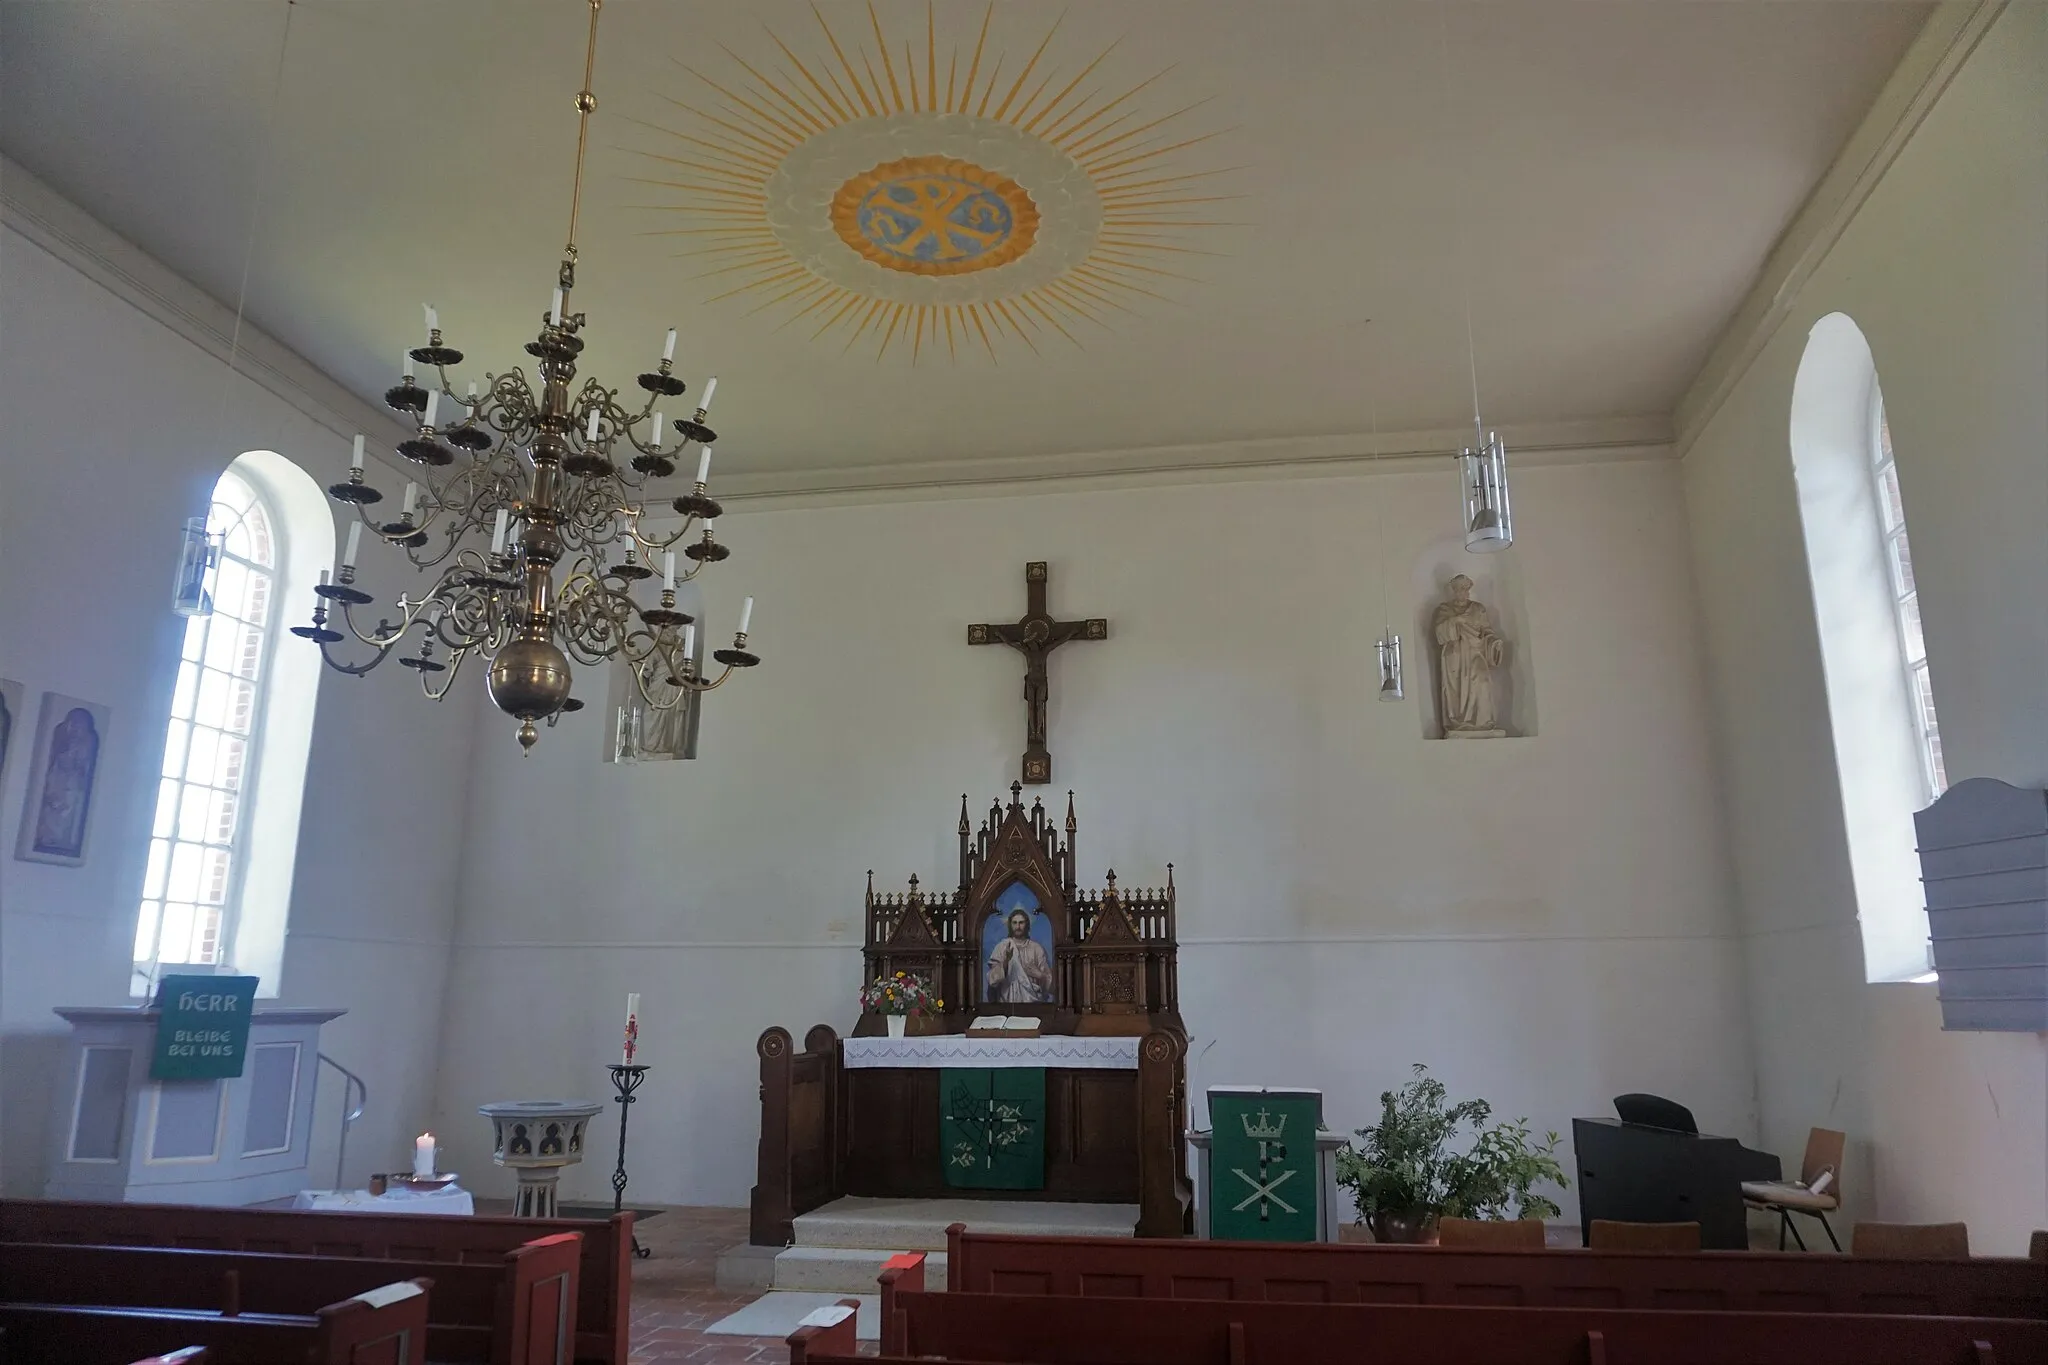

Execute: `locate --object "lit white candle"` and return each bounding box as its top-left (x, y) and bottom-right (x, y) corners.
top-left (413, 1132), bottom-right (435, 1178)
top-left (738, 595), bottom-right (754, 634)
top-left (550, 288), bottom-right (564, 326)
top-left (423, 303), bottom-right (437, 338)
top-left (401, 348), bottom-right (415, 379)
top-left (423, 389), bottom-right (440, 429)
top-left (650, 412), bottom-right (663, 446)
top-left (350, 434), bottom-right (365, 473)
top-left (585, 407), bottom-right (601, 442)
top-left (623, 993), bottom-right (641, 1064)
top-left (490, 509), bottom-right (509, 556)
top-left (697, 376), bottom-right (718, 414)
top-left (402, 482), bottom-right (419, 518)
top-left (343, 521), bottom-right (362, 570)
top-left (695, 448), bottom-right (711, 485)
top-left (662, 328), bottom-right (677, 363)
top-left (661, 550), bottom-right (675, 590)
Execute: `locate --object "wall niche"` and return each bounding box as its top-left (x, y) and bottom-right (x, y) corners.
top-left (1408, 538), bottom-right (1539, 740)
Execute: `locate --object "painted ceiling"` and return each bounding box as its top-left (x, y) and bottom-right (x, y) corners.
top-left (0, 2), bottom-right (1930, 480)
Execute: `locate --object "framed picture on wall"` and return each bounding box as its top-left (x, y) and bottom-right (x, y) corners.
top-left (0, 679), bottom-right (22, 786)
top-left (15, 692), bottom-right (110, 868)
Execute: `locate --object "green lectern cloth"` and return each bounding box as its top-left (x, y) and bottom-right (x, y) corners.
top-left (941, 1068), bottom-right (1046, 1190)
top-left (1206, 1088), bottom-right (1323, 1241)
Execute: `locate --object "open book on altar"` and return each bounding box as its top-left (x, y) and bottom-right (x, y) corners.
top-left (966, 1015), bottom-right (1043, 1037)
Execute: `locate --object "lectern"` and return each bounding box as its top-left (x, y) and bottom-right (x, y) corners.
top-left (44, 1005), bottom-right (344, 1206)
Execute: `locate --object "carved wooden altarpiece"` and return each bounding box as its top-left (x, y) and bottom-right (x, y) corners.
top-left (750, 786), bottom-right (1191, 1244)
top-left (863, 784), bottom-right (1182, 1028)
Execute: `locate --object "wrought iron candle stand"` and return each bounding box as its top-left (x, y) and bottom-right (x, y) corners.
top-left (607, 1063), bottom-right (651, 1258)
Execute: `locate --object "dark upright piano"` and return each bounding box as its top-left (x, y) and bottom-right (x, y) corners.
top-left (1572, 1093), bottom-right (1781, 1250)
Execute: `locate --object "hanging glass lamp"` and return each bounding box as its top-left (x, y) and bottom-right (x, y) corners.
top-left (1376, 633), bottom-right (1404, 701)
top-left (1460, 431), bottom-right (1513, 553)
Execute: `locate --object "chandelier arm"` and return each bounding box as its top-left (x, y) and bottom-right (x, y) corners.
top-left (415, 644), bottom-right (474, 702)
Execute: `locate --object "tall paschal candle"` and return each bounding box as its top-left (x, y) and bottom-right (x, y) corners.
top-left (623, 993), bottom-right (641, 1064)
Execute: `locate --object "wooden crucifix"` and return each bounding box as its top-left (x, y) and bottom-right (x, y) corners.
top-left (968, 561), bottom-right (1108, 784)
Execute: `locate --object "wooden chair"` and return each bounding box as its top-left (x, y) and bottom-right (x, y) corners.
top-left (1437, 1217), bottom-right (1546, 1250)
top-left (1589, 1220), bottom-right (1701, 1251)
top-left (1852, 1222), bottom-right (1971, 1259)
top-left (1742, 1126), bottom-right (1844, 1251)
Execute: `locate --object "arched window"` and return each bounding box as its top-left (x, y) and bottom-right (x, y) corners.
top-left (1870, 394), bottom-right (1947, 798)
top-left (133, 451), bottom-right (329, 997)
top-left (1789, 314), bottom-right (1944, 983)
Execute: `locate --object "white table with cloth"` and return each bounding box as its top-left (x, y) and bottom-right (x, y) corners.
top-left (292, 1183), bottom-right (474, 1215)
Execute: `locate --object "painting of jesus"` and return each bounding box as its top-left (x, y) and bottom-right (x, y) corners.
top-left (982, 883), bottom-right (1055, 1005)
top-left (15, 693), bottom-right (108, 868)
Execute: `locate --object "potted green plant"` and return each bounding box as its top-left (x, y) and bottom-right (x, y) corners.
top-left (860, 970), bottom-right (943, 1037)
top-left (1334, 1064), bottom-right (1568, 1243)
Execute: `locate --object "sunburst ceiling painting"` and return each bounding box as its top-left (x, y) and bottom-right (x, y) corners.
top-left (628, 2), bottom-right (1237, 362)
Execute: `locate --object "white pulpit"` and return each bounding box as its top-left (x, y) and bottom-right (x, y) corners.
top-left (44, 1005), bottom-right (345, 1206)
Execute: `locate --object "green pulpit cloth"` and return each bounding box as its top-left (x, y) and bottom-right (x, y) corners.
top-left (1207, 1088), bottom-right (1322, 1241)
top-left (941, 1068), bottom-right (1045, 1190)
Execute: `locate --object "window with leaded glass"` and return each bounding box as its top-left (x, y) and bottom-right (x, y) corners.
top-left (1872, 397), bottom-right (1946, 798)
top-left (134, 468), bottom-right (278, 985)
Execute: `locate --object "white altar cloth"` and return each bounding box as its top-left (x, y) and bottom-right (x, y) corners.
top-left (293, 1184), bottom-right (474, 1216)
top-left (843, 1034), bottom-right (1139, 1070)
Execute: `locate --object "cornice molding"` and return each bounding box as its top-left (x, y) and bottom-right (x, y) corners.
top-left (0, 152), bottom-right (414, 467)
top-left (715, 415), bottom-right (1675, 510)
top-left (1671, 0), bottom-right (2005, 456)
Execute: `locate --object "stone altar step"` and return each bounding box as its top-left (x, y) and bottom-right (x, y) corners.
top-left (791, 1196), bottom-right (1141, 1250)
top-left (770, 1245), bottom-right (950, 1293)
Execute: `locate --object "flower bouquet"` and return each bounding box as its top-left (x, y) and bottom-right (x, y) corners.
top-left (860, 970), bottom-right (943, 1037)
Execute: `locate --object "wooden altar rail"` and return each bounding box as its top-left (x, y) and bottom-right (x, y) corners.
top-left (752, 1025), bottom-right (845, 1246)
top-left (847, 1283), bottom-right (2045, 1365)
top-left (0, 1199), bottom-right (631, 1365)
top-left (749, 1028), bottom-right (1191, 1246)
top-left (1, 1235), bottom-right (581, 1364)
top-left (939, 1228), bottom-right (2048, 1318)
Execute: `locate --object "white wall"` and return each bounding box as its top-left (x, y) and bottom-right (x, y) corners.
top-left (0, 210), bottom-right (474, 1195)
top-left (1680, 4), bottom-right (2048, 1254)
top-left (434, 453), bottom-right (1756, 1213)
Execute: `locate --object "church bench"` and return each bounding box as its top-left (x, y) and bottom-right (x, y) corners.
top-left (0, 1234), bottom-right (579, 1364)
top-left (941, 1224), bottom-right (2048, 1319)
top-left (127, 1351), bottom-right (208, 1364)
top-left (0, 1276), bottom-right (430, 1365)
top-left (0, 1198), bottom-right (629, 1365)
top-left (873, 1285), bottom-right (2047, 1364)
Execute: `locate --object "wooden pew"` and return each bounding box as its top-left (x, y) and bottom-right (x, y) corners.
top-left (0, 1198), bottom-right (629, 1365)
top-left (0, 1235), bottom-right (579, 1364)
top-left (943, 1224), bottom-right (2048, 1319)
top-left (877, 1285), bottom-right (2048, 1364)
top-left (127, 1351), bottom-right (208, 1365)
top-left (0, 1276), bottom-right (430, 1365)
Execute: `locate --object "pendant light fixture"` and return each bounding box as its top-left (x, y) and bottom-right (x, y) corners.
top-left (1443, 11), bottom-right (1513, 554)
top-left (1364, 321), bottom-right (1404, 701)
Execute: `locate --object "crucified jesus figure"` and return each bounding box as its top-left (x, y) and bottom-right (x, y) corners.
top-left (968, 562), bottom-right (1108, 784)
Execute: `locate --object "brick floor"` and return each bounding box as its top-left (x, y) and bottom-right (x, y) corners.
top-left (621, 1205), bottom-right (874, 1364)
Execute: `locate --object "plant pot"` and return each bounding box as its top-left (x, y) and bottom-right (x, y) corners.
top-left (886, 1014), bottom-right (908, 1039)
top-left (1368, 1208), bottom-right (1440, 1245)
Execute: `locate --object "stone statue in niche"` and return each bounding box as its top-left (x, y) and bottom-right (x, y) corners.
top-left (1432, 574), bottom-right (1507, 738)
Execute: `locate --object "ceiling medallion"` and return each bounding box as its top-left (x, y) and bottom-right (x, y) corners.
top-left (831, 155), bottom-right (1038, 276)
top-left (633, 2), bottom-right (1236, 361)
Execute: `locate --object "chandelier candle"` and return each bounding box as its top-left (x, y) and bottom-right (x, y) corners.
top-left (349, 434), bottom-right (365, 475)
top-left (342, 522), bottom-right (362, 573)
top-left (292, 0), bottom-right (762, 751)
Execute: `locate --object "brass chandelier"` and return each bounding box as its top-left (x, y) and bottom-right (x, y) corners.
top-left (294, 0), bottom-right (758, 751)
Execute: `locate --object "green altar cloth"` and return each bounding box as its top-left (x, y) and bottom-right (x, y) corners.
top-left (940, 1068), bottom-right (1046, 1190)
